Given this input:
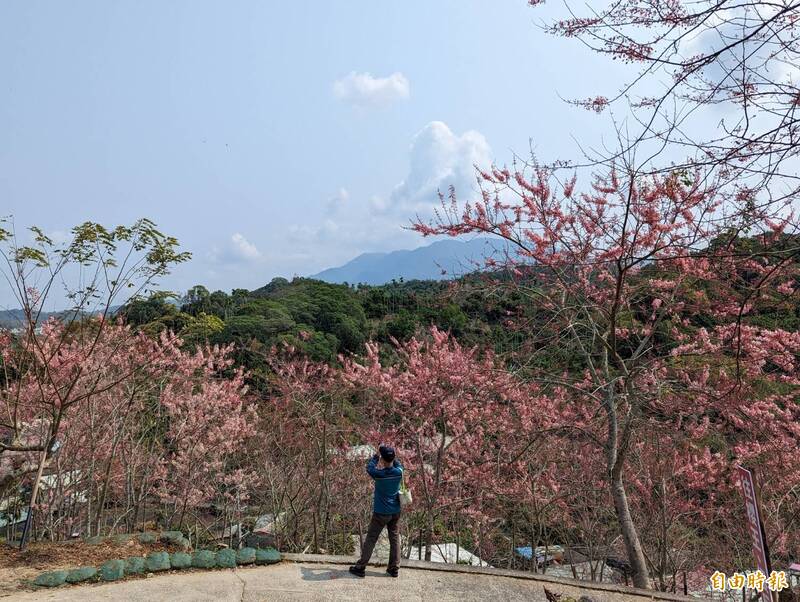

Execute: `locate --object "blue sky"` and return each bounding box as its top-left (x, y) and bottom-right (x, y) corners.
top-left (0, 1), bottom-right (635, 305)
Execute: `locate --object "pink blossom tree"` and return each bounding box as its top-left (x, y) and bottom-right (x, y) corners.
top-left (414, 165), bottom-right (800, 587)
top-left (30, 323), bottom-right (166, 539)
top-left (0, 219), bottom-right (188, 547)
top-left (534, 0), bottom-right (800, 205)
top-left (343, 327), bottom-right (552, 561)
top-left (22, 328), bottom-right (258, 541)
top-left (253, 343), bottom-right (366, 553)
top-left (155, 337), bottom-right (257, 530)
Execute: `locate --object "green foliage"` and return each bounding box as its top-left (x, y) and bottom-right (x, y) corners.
top-left (185, 285), bottom-right (211, 308)
top-left (219, 314), bottom-right (286, 343)
top-left (130, 276), bottom-right (543, 378)
top-left (121, 294), bottom-right (178, 326)
top-left (746, 307), bottom-right (800, 332)
top-left (34, 570), bottom-right (68, 587)
top-left (122, 278), bottom-right (373, 386)
top-left (362, 288), bottom-right (392, 319)
top-left (215, 548), bottom-right (237, 568)
top-left (65, 566), bottom-right (98, 583)
top-left (236, 298), bottom-right (292, 320)
top-left (436, 303), bottom-right (468, 335)
top-left (281, 329), bottom-right (339, 363)
top-left (99, 559), bottom-right (126, 581)
top-left (14, 220), bottom-right (189, 297)
top-left (122, 236), bottom-right (800, 398)
top-left (178, 312), bottom-right (225, 344)
top-left (255, 279), bottom-right (367, 352)
top-left (144, 312), bottom-right (194, 337)
top-left (384, 309), bottom-right (417, 341)
top-left (256, 277), bottom-right (290, 295)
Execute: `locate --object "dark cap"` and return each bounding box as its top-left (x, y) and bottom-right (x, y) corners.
top-left (378, 445), bottom-right (395, 462)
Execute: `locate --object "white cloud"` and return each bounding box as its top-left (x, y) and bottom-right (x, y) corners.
top-left (390, 121), bottom-right (492, 213)
top-left (230, 233), bottom-right (261, 260)
top-left (285, 121), bottom-right (492, 273)
top-left (333, 71), bottom-right (410, 109)
top-left (317, 219), bottom-right (340, 240)
top-left (368, 195), bottom-right (389, 214)
top-left (326, 187), bottom-right (350, 214)
top-left (210, 233), bottom-right (263, 264)
top-left (288, 219), bottom-right (341, 243)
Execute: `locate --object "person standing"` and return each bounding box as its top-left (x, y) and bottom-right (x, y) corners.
top-left (349, 444), bottom-right (403, 578)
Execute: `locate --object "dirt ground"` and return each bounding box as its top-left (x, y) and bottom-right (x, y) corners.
top-left (0, 538), bottom-right (178, 596)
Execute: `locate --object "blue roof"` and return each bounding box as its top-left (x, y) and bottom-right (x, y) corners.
top-left (515, 546), bottom-right (557, 561)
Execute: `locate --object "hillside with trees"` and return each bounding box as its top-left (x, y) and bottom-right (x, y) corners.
top-left (0, 204), bottom-right (789, 594)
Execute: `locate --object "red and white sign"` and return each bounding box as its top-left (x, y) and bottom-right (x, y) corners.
top-left (736, 465), bottom-right (771, 577)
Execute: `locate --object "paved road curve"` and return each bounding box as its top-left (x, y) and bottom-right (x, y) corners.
top-left (6, 560), bottom-right (693, 602)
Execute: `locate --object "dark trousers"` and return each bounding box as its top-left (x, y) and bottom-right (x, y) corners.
top-left (356, 512), bottom-right (401, 571)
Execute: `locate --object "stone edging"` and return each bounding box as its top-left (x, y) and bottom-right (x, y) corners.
top-left (280, 553), bottom-right (695, 602)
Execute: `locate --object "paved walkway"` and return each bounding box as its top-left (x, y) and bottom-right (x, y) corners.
top-left (8, 556), bottom-right (693, 602)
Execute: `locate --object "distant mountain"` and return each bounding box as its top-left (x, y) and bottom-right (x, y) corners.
top-left (310, 238), bottom-right (507, 285)
top-left (0, 309), bottom-right (68, 330)
top-left (0, 306), bottom-right (123, 330)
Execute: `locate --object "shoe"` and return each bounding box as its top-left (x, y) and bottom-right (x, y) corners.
top-left (349, 566), bottom-right (365, 578)
top-left (386, 568), bottom-right (399, 578)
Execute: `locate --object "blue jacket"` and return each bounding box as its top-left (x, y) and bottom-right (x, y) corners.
top-left (367, 454), bottom-right (403, 515)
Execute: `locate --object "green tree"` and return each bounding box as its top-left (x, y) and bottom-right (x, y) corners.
top-left (179, 312), bottom-right (225, 344)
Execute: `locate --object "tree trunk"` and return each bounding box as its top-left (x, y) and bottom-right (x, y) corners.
top-left (610, 472), bottom-right (649, 589)
top-left (95, 432), bottom-right (123, 535)
top-left (20, 447), bottom-right (48, 550)
top-left (604, 382), bottom-right (649, 590)
top-left (425, 512), bottom-right (434, 561)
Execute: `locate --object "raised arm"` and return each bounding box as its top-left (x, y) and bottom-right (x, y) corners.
top-left (366, 454), bottom-right (381, 478)
top-left (366, 454), bottom-right (403, 479)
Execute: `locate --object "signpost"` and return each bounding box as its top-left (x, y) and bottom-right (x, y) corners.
top-left (736, 465), bottom-right (776, 601)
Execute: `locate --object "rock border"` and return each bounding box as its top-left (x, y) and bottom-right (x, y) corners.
top-left (31, 542), bottom-right (281, 589)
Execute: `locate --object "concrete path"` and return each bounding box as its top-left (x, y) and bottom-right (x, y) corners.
top-left (7, 556), bottom-right (693, 602)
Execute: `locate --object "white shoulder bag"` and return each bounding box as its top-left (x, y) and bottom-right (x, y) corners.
top-left (398, 471), bottom-right (413, 507)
